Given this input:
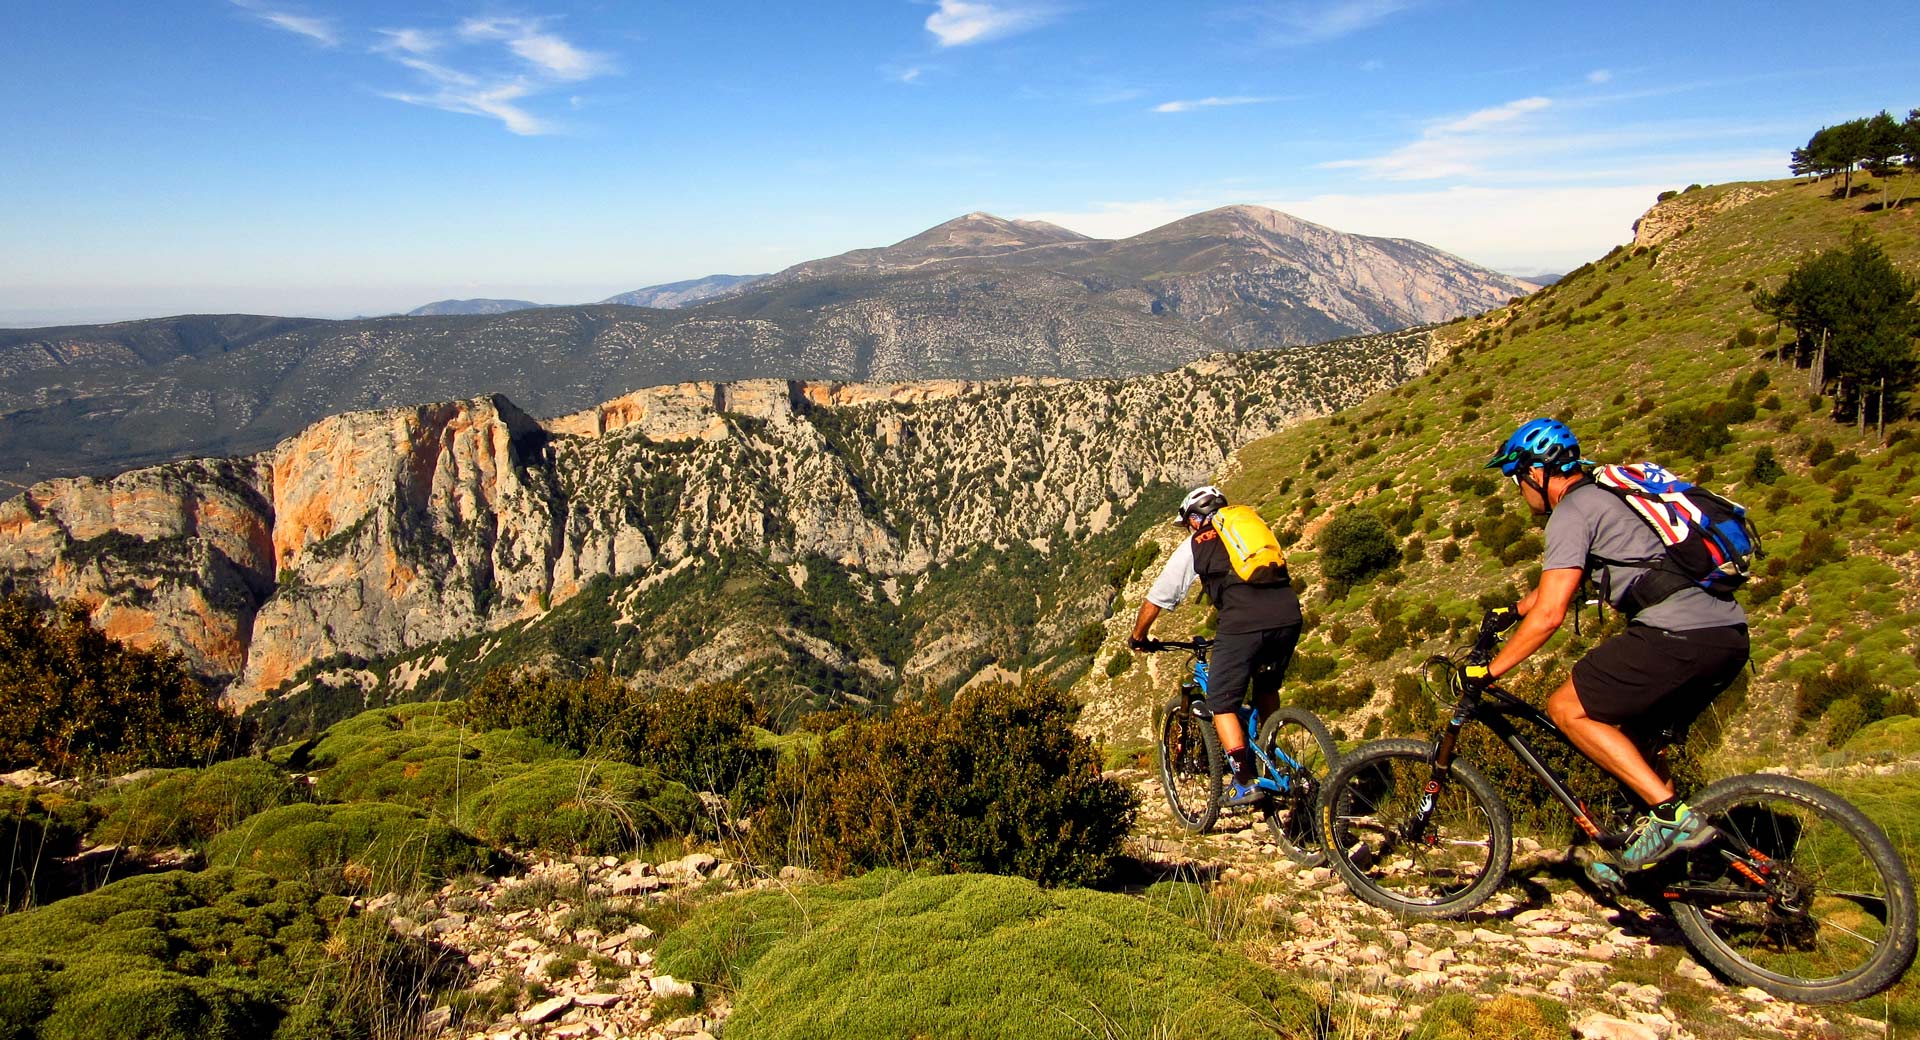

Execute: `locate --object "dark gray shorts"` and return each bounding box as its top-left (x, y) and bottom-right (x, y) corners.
top-left (1571, 623), bottom-right (1749, 739)
top-left (1203, 625), bottom-right (1301, 715)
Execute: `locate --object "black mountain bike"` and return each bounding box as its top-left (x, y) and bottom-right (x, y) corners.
top-left (1318, 607), bottom-right (1917, 1004)
top-left (1149, 637), bottom-right (1338, 865)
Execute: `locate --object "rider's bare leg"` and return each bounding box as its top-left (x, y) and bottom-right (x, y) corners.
top-left (1546, 678), bottom-right (1675, 807)
top-left (1212, 711), bottom-right (1248, 753)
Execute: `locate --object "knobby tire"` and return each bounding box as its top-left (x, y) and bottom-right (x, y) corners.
top-left (1666, 773), bottom-right (1918, 1004)
top-left (1319, 738), bottom-right (1513, 918)
top-left (1257, 707), bottom-right (1339, 866)
top-left (1157, 693), bottom-right (1224, 833)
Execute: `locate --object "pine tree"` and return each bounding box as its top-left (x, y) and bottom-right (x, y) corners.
top-left (1754, 233), bottom-right (1920, 435)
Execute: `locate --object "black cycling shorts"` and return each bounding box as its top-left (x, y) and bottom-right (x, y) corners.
top-left (1571, 623), bottom-right (1749, 739)
top-left (1203, 624), bottom-right (1301, 716)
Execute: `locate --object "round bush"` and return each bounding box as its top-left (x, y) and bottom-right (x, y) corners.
top-left (656, 872), bottom-right (1319, 1040)
top-left (0, 867), bottom-right (452, 1040)
top-left (90, 758), bottom-right (306, 850)
top-left (1314, 509), bottom-right (1403, 586)
top-left (466, 758), bottom-right (699, 853)
top-left (750, 679), bottom-right (1137, 886)
top-left (204, 802), bottom-right (490, 892)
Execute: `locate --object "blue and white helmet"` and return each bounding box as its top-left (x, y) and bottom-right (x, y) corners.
top-left (1486, 418), bottom-right (1586, 476)
top-left (1175, 485), bottom-right (1227, 525)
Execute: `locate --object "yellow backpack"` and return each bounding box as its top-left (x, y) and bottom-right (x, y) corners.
top-left (1209, 505), bottom-right (1287, 584)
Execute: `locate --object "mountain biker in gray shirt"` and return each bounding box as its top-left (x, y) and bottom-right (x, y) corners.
top-left (1470, 419), bottom-right (1749, 887)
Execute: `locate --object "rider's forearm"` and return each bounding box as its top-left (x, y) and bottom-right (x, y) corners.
top-left (1131, 601), bottom-right (1162, 641)
top-left (1489, 610), bottom-right (1558, 677)
top-left (1493, 568), bottom-right (1580, 677)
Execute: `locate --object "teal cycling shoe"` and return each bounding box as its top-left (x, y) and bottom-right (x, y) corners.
top-left (1619, 803), bottom-right (1718, 871)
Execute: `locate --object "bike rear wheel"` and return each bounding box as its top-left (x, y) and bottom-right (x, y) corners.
top-left (1257, 707), bottom-right (1339, 866)
top-left (1319, 738), bottom-right (1512, 917)
top-left (1667, 773), bottom-right (1918, 1004)
top-left (1157, 694), bottom-right (1224, 832)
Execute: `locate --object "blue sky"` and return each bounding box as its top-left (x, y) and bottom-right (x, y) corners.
top-left (3, 1), bottom-right (1915, 324)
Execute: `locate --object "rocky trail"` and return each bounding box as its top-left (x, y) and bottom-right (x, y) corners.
top-left (1119, 769), bottom-right (1891, 1040)
top-left (409, 768), bottom-right (1898, 1040)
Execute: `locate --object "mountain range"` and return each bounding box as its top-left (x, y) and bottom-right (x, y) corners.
top-left (406, 274), bottom-right (768, 316)
top-left (0, 206), bottom-right (1531, 493)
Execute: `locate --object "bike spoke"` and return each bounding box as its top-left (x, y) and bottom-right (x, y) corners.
top-left (1327, 750), bottom-right (1498, 908)
top-left (1674, 783), bottom-right (1907, 992)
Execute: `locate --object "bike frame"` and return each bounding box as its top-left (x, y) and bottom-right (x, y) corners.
top-left (1406, 611), bottom-right (1779, 905)
top-left (1426, 682), bottom-right (1629, 850)
top-left (1162, 639), bottom-right (1310, 794)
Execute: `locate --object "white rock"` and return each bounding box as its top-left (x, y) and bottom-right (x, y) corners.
top-left (1573, 1012), bottom-right (1659, 1040)
top-left (612, 873), bottom-right (664, 896)
top-left (651, 975), bottom-right (697, 1001)
top-left (575, 992), bottom-right (624, 1008)
top-left (1623, 984), bottom-right (1664, 1007)
top-left (1672, 958), bottom-right (1720, 987)
top-left (519, 995), bottom-right (573, 1025)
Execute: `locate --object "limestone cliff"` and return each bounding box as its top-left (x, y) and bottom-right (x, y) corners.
top-left (0, 329), bottom-right (1431, 708)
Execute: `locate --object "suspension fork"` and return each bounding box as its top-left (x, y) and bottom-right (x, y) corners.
top-left (1406, 698), bottom-right (1473, 844)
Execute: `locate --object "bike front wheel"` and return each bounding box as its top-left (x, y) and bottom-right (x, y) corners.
top-left (1319, 738), bottom-right (1513, 918)
top-left (1157, 694), bottom-right (1224, 833)
top-left (1667, 773), bottom-right (1918, 1004)
top-left (1257, 707), bottom-right (1339, 866)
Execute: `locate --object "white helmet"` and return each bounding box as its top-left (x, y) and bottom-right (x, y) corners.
top-left (1175, 485), bottom-right (1227, 525)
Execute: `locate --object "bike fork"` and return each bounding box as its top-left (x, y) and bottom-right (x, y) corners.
top-left (1408, 715), bottom-right (1468, 844)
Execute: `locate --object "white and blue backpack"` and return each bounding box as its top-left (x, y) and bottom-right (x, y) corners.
top-left (1587, 462), bottom-right (1762, 613)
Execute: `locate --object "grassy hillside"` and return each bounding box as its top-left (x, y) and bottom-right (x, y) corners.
top-left (1085, 172), bottom-right (1919, 766)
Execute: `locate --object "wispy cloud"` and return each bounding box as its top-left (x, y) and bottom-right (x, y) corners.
top-left (232, 0), bottom-right (339, 46)
top-left (1153, 96), bottom-right (1279, 114)
top-left (1586, 68), bottom-right (1612, 84)
top-left (370, 16), bottom-right (614, 135)
top-left (1323, 96), bottom-right (1552, 179)
top-left (887, 65), bottom-right (927, 85)
top-left (925, 1), bottom-right (1056, 47)
top-left (1249, 1), bottom-right (1421, 46)
top-left (459, 17), bottom-right (610, 81)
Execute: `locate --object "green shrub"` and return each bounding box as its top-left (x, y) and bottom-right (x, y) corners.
top-left (1785, 529), bottom-right (1848, 575)
top-left (1289, 653), bottom-right (1338, 683)
top-left (204, 802), bottom-right (490, 892)
top-left (1746, 446), bottom-right (1783, 485)
top-left (467, 671), bottom-right (776, 806)
top-left (307, 703), bottom-right (697, 853)
top-left (1649, 405), bottom-right (1733, 459)
top-left (655, 872), bottom-right (1319, 1040)
top-left (90, 759), bottom-right (305, 850)
top-left (465, 758), bottom-right (699, 853)
top-left (0, 867), bottom-right (457, 1040)
top-left (0, 597), bottom-right (237, 777)
top-left (1413, 993), bottom-right (1569, 1040)
top-left (1796, 661), bottom-right (1895, 743)
top-left (749, 679), bottom-right (1136, 886)
top-left (1314, 509), bottom-right (1402, 586)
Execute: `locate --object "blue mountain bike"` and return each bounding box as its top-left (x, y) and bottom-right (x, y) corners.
top-left (1149, 637), bottom-right (1339, 865)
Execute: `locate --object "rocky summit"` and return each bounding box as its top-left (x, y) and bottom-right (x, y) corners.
top-left (0, 328), bottom-right (1433, 708)
top-left (0, 206), bottom-right (1529, 492)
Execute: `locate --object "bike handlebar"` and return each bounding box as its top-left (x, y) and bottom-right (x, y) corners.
top-left (1136, 638), bottom-right (1214, 653)
top-left (1468, 605), bottom-right (1521, 664)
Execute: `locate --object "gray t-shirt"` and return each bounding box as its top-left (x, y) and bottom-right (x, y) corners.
top-left (1542, 481), bottom-right (1747, 631)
